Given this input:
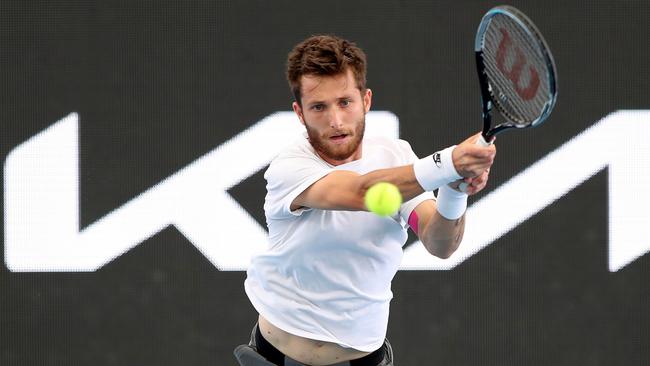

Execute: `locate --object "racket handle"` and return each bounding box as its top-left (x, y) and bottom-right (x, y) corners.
top-left (475, 134), bottom-right (492, 147)
top-left (458, 134), bottom-right (493, 192)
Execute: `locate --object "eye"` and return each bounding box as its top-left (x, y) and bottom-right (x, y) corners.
top-left (340, 99), bottom-right (351, 107)
top-left (311, 104), bottom-right (325, 112)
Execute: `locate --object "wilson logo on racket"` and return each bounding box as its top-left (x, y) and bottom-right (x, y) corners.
top-left (495, 28), bottom-right (540, 101)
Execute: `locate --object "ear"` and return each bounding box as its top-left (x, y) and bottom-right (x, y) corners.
top-left (292, 101), bottom-right (306, 125)
top-left (363, 88), bottom-right (372, 114)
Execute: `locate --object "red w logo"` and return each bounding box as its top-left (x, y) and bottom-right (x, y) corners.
top-left (495, 28), bottom-right (540, 100)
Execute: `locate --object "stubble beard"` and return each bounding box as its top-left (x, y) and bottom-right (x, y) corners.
top-left (305, 116), bottom-right (366, 162)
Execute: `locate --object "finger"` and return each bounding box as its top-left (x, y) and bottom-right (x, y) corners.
top-left (472, 175), bottom-right (487, 187)
top-left (470, 165), bottom-right (491, 177)
top-left (476, 170), bottom-right (489, 185)
top-left (466, 172), bottom-right (489, 192)
top-left (468, 180), bottom-right (487, 195)
top-left (472, 184), bottom-right (485, 194)
top-left (466, 132), bottom-right (483, 144)
top-left (465, 146), bottom-right (496, 160)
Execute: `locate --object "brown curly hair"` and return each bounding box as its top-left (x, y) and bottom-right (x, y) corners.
top-left (286, 35), bottom-right (367, 105)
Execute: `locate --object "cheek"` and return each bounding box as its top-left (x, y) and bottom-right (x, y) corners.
top-left (305, 114), bottom-right (327, 129)
top-left (303, 116), bottom-right (328, 134)
top-left (358, 102), bottom-right (369, 115)
top-left (341, 105), bottom-right (363, 119)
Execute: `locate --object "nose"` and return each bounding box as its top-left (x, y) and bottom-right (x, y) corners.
top-left (329, 109), bottom-right (344, 129)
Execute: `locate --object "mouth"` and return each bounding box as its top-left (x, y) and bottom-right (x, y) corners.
top-left (329, 133), bottom-right (349, 144)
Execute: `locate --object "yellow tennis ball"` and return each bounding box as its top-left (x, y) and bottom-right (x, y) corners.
top-left (364, 182), bottom-right (402, 216)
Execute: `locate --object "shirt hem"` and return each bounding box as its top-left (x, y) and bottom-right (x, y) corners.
top-left (244, 280), bottom-right (385, 353)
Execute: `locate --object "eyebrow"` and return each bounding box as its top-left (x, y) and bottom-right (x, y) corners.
top-left (307, 96), bottom-right (353, 107)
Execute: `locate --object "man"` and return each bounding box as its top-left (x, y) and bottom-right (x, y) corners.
top-left (234, 35), bottom-right (495, 366)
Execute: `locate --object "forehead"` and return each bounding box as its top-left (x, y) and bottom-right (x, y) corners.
top-left (300, 69), bottom-right (359, 103)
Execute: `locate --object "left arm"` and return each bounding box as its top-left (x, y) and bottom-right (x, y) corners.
top-left (414, 169), bottom-right (490, 259)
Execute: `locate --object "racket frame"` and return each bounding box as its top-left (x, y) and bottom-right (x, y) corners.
top-left (475, 5), bottom-right (558, 141)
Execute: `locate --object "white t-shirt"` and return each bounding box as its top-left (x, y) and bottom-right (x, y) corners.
top-left (244, 135), bottom-right (434, 352)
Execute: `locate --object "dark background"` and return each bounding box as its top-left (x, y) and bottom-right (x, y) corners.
top-left (1, 0), bottom-right (648, 365)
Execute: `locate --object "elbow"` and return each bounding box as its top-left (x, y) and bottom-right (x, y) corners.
top-left (424, 235), bottom-right (463, 259)
top-left (427, 244), bottom-right (456, 259)
top-left (421, 214), bottom-right (465, 259)
top-left (436, 248), bottom-right (456, 259)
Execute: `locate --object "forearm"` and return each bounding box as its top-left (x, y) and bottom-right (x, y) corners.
top-left (293, 147), bottom-right (461, 212)
top-left (420, 184), bottom-right (468, 258)
top-left (421, 212), bottom-right (465, 259)
top-left (295, 165), bottom-right (423, 212)
top-left (357, 165), bottom-right (425, 202)
top-left (357, 145), bottom-right (461, 204)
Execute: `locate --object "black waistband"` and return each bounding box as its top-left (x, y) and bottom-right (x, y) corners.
top-left (254, 325), bottom-right (386, 366)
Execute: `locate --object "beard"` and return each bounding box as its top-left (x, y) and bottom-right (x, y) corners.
top-left (304, 116), bottom-right (366, 162)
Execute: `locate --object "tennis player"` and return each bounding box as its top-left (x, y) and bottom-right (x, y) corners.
top-left (234, 35), bottom-right (495, 366)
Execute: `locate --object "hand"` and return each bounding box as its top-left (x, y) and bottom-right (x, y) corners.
top-left (451, 132), bottom-right (496, 178)
top-left (448, 168), bottom-right (491, 195)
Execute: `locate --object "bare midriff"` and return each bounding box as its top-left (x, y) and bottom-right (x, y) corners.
top-left (258, 315), bottom-right (371, 365)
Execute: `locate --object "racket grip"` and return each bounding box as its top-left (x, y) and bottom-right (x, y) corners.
top-left (458, 134), bottom-right (493, 192)
top-left (475, 134), bottom-right (492, 147)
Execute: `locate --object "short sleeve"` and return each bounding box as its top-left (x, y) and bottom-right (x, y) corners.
top-left (395, 139), bottom-right (435, 225)
top-left (263, 154), bottom-right (334, 220)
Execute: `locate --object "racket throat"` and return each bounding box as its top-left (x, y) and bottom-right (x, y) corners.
top-left (476, 51), bottom-right (495, 142)
top-left (481, 106), bottom-right (494, 141)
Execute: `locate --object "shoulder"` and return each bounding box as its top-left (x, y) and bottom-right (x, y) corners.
top-left (265, 137), bottom-right (330, 181)
top-left (269, 137), bottom-right (323, 167)
top-left (364, 135), bottom-right (414, 151)
top-left (364, 136), bottom-right (417, 164)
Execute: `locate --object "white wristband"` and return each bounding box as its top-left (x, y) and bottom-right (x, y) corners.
top-left (436, 184), bottom-right (468, 220)
top-left (413, 146), bottom-right (462, 191)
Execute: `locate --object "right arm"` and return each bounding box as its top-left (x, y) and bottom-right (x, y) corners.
top-left (290, 165), bottom-right (422, 212)
top-left (290, 134), bottom-right (495, 212)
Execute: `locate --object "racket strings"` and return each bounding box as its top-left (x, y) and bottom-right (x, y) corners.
top-left (482, 14), bottom-right (552, 125)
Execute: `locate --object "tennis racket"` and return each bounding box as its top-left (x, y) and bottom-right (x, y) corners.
top-left (459, 5), bottom-right (557, 192)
